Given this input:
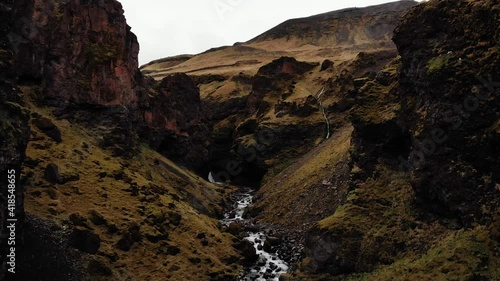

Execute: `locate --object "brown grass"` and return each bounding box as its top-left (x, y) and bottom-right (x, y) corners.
top-left (21, 86), bottom-right (242, 281)
top-left (255, 125), bottom-right (353, 230)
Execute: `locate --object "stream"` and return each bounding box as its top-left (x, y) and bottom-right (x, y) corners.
top-left (210, 173), bottom-right (289, 281)
top-left (316, 87), bottom-right (330, 139)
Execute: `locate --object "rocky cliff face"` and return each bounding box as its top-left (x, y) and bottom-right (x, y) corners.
top-left (8, 0), bottom-right (208, 167)
top-left (207, 56), bottom-right (324, 187)
top-left (5, 0), bottom-right (145, 161)
top-left (11, 0), bottom-right (140, 106)
top-left (140, 73), bottom-right (210, 171)
top-left (393, 0), bottom-right (500, 225)
top-left (299, 1), bottom-right (500, 280)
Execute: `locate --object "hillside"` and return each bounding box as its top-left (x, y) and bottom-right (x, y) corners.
top-left (0, 0), bottom-right (244, 280)
top-left (141, 1), bottom-right (417, 79)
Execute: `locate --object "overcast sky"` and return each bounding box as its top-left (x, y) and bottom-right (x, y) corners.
top-left (118, 0), bottom-right (422, 65)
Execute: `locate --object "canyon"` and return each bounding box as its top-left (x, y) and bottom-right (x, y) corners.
top-left (0, 0), bottom-right (499, 281)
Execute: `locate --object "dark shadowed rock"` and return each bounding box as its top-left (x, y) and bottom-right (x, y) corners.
top-left (393, 0), bottom-right (500, 224)
top-left (15, 215), bottom-right (84, 281)
top-left (33, 116), bottom-right (62, 143)
top-left (234, 239), bottom-right (258, 265)
top-left (87, 257), bottom-right (113, 276)
top-left (0, 77), bottom-right (29, 278)
top-left (69, 227), bottom-right (101, 254)
top-left (189, 257), bottom-right (202, 264)
top-left (320, 59), bottom-right (334, 71)
top-left (225, 221), bottom-right (245, 236)
top-left (144, 229), bottom-right (169, 243)
top-left (116, 222), bottom-right (141, 251)
top-left (44, 163), bottom-right (62, 184)
top-left (68, 212), bottom-right (88, 228)
top-left (263, 236), bottom-right (282, 252)
top-left (167, 211), bottom-right (182, 226)
top-left (166, 245), bottom-right (181, 256)
top-left (257, 57), bottom-right (317, 77)
top-left (60, 171), bottom-right (80, 184)
top-left (88, 210), bottom-right (106, 226)
top-left (140, 73), bottom-right (210, 171)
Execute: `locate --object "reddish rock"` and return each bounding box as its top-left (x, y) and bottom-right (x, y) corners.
top-left (9, 0), bottom-right (212, 167)
top-left (140, 73), bottom-right (210, 171)
top-left (12, 0), bottom-right (140, 106)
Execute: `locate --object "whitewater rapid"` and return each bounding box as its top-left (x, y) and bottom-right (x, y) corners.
top-left (216, 183), bottom-right (289, 281)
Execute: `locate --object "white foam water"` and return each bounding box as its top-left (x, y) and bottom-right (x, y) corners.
top-left (221, 188), bottom-right (289, 281)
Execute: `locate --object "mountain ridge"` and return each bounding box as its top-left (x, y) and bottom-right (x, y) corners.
top-left (141, 0), bottom-right (418, 79)
top-left (247, 0), bottom-right (418, 44)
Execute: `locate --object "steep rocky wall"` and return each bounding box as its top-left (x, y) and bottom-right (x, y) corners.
top-left (393, 0), bottom-right (499, 225)
top-left (8, 0), bottom-right (209, 170)
top-left (300, 0), bottom-right (500, 279)
top-left (302, 60), bottom-right (408, 276)
top-left (206, 57), bottom-right (324, 186)
top-left (140, 73), bottom-right (210, 171)
top-left (11, 0), bottom-right (140, 107)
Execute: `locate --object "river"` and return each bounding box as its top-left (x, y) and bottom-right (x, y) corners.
top-left (209, 173), bottom-right (289, 281)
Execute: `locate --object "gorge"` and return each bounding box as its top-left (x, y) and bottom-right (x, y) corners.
top-left (1, 0), bottom-right (499, 281)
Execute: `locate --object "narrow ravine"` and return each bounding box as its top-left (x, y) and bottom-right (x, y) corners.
top-left (209, 173), bottom-right (289, 281)
top-left (223, 188), bottom-right (289, 281)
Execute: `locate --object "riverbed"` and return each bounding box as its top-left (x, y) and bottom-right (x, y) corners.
top-left (220, 187), bottom-right (289, 281)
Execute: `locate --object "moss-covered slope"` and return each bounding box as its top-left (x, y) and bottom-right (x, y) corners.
top-left (18, 87), bottom-right (243, 280)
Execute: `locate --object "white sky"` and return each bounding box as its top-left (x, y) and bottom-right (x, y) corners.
top-left (118, 0), bottom-right (422, 65)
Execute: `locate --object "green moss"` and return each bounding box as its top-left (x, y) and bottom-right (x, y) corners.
top-left (54, 2), bottom-right (64, 20)
top-left (313, 165), bottom-right (417, 273)
top-left (427, 54), bottom-right (451, 73)
top-left (83, 43), bottom-right (118, 65)
top-left (351, 81), bottom-right (399, 126)
top-left (346, 227), bottom-right (500, 281)
top-left (310, 163), bottom-right (500, 281)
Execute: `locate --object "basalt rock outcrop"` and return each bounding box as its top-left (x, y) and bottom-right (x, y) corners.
top-left (248, 57), bottom-right (318, 115)
top-left (207, 57), bottom-right (324, 186)
top-left (140, 73), bottom-right (210, 171)
top-left (2, 2), bottom-right (83, 280)
top-left (11, 0), bottom-right (140, 106)
top-left (302, 0), bottom-right (500, 279)
top-left (393, 0), bottom-right (500, 225)
top-left (303, 62), bottom-right (408, 276)
top-left (9, 0), bottom-right (209, 167)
